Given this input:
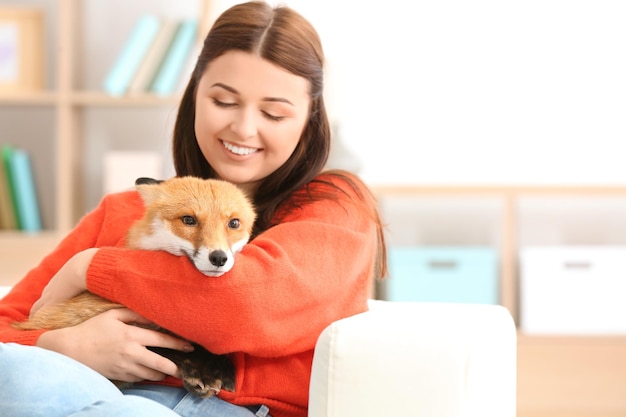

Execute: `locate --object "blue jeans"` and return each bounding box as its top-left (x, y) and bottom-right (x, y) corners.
top-left (0, 343), bottom-right (269, 417)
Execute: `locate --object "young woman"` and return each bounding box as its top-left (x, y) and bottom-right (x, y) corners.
top-left (0, 2), bottom-right (387, 417)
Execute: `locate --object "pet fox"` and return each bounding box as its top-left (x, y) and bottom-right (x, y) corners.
top-left (12, 176), bottom-right (257, 397)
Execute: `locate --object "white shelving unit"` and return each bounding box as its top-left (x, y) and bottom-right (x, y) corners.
top-left (374, 185), bottom-right (626, 417)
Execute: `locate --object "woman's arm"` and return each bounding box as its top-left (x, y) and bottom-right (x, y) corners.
top-left (0, 191), bottom-right (194, 382)
top-left (29, 248), bottom-right (97, 317)
top-left (82, 174), bottom-right (379, 357)
top-left (0, 194), bottom-right (114, 344)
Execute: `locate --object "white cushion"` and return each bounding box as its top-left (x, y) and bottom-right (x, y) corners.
top-left (309, 300), bottom-right (516, 417)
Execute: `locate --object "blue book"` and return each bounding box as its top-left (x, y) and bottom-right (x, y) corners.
top-left (103, 15), bottom-right (162, 96)
top-left (150, 19), bottom-right (198, 96)
top-left (8, 148), bottom-right (42, 232)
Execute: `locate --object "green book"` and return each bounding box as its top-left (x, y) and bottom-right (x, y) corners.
top-left (0, 145), bottom-right (19, 229)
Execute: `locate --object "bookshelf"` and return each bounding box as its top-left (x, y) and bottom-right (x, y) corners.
top-left (0, 0), bottom-right (212, 278)
top-left (1, 1), bottom-right (625, 416)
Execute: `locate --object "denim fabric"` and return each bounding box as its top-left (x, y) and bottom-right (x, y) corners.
top-left (0, 343), bottom-right (269, 417)
top-left (123, 385), bottom-right (263, 417)
top-left (0, 343), bottom-right (178, 417)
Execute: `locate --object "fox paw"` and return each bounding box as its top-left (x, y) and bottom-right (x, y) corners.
top-left (180, 361), bottom-right (234, 398)
top-left (181, 374), bottom-right (223, 398)
top-left (147, 344), bottom-right (235, 398)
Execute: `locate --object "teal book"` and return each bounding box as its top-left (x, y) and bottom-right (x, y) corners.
top-left (150, 19), bottom-right (198, 96)
top-left (128, 19), bottom-right (180, 94)
top-left (103, 14), bottom-right (162, 96)
top-left (8, 148), bottom-right (42, 232)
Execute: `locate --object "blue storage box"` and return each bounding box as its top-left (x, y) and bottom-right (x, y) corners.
top-left (385, 246), bottom-right (498, 304)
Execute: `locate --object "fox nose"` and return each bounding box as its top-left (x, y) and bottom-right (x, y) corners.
top-left (209, 250), bottom-right (228, 267)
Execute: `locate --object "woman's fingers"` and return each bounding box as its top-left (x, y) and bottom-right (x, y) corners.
top-left (111, 307), bottom-right (155, 326)
top-left (36, 308), bottom-right (195, 383)
top-left (108, 308), bottom-right (194, 378)
top-left (112, 308), bottom-right (195, 352)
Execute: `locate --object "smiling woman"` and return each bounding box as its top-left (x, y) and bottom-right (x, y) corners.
top-left (0, 2), bottom-right (387, 417)
top-left (193, 51), bottom-right (310, 195)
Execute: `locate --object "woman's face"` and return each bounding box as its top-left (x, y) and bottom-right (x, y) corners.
top-left (194, 50), bottom-right (311, 195)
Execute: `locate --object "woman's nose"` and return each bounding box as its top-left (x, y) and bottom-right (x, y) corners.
top-left (230, 108), bottom-right (257, 139)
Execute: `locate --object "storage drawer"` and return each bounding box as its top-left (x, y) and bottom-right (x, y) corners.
top-left (520, 246), bottom-right (626, 334)
top-left (385, 246), bottom-right (498, 304)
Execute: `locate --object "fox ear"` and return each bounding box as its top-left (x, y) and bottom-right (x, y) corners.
top-left (135, 177), bottom-right (163, 186)
top-left (134, 177), bottom-right (163, 205)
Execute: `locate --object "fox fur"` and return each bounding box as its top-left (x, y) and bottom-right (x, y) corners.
top-left (12, 176), bottom-right (256, 397)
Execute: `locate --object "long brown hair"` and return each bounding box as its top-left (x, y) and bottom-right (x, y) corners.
top-left (172, 1), bottom-right (387, 278)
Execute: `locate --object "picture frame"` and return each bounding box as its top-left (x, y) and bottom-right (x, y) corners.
top-left (0, 7), bottom-right (44, 93)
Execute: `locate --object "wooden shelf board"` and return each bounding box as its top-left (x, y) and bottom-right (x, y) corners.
top-left (0, 91), bottom-right (181, 107)
top-left (372, 185), bottom-right (626, 196)
top-left (70, 91), bottom-right (181, 107)
top-left (519, 409), bottom-right (626, 417)
top-left (0, 91), bottom-right (57, 105)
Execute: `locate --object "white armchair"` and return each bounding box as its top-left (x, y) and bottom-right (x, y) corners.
top-left (309, 300), bottom-right (517, 417)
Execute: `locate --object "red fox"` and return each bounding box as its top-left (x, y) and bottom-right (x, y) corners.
top-left (12, 176), bottom-right (256, 397)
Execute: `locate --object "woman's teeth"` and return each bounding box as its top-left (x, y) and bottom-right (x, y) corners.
top-left (223, 141), bottom-right (257, 156)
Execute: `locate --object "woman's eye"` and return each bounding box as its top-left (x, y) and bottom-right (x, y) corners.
top-left (228, 218), bottom-right (240, 229)
top-left (181, 215), bottom-right (198, 226)
top-left (263, 111), bottom-right (285, 122)
top-left (212, 98), bottom-right (236, 108)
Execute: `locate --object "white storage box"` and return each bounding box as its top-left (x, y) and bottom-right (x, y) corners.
top-left (520, 246), bottom-right (626, 334)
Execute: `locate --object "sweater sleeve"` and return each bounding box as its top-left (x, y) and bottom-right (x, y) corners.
top-left (0, 192), bottom-right (132, 345)
top-left (86, 174), bottom-right (378, 357)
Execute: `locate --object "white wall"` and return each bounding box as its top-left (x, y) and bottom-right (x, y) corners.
top-left (214, 0), bottom-right (626, 185)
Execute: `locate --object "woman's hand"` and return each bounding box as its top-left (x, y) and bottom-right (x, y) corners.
top-left (36, 308), bottom-right (195, 382)
top-left (31, 248), bottom-right (99, 317)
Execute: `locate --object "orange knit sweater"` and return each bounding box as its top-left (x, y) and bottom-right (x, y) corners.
top-left (0, 172), bottom-right (377, 417)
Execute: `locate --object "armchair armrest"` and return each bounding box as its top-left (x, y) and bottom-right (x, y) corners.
top-left (309, 300), bottom-right (516, 417)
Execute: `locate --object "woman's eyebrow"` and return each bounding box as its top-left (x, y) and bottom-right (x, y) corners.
top-left (263, 97), bottom-right (294, 106)
top-left (211, 82), bottom-right (294, 106)
top-left (211, 82), bottom-right (238, 94)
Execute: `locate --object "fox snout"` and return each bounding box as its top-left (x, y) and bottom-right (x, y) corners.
top-left (189, 246), bottom-right (240, 277)
top-left (209, 250), bottom-right (228, 267)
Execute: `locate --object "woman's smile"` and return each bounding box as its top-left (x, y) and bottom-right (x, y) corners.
top-left (221, 140), bottom-right (260, 157)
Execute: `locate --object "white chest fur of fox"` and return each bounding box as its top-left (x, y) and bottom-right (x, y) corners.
top-left (128, 176), bottom-right (256, 276)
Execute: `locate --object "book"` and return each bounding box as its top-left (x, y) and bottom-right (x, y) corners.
top-left (127, 18), bottom-right (180, 94)
top-left (0, 145), bottom-right (18, 229)
top-left (102, 14), bottom-right (161, 96)
top-left (7, 148), bottom-right (41, 232)
top-left (149, 19), bottom-right (198, 96)
top-left (1, 145), bottom-right (20, 229)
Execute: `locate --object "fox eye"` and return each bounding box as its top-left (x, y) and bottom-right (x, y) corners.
top-left (181, 215), bottom-right (198, 226)
top-left (228, 218), bottom-right (240, 229)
